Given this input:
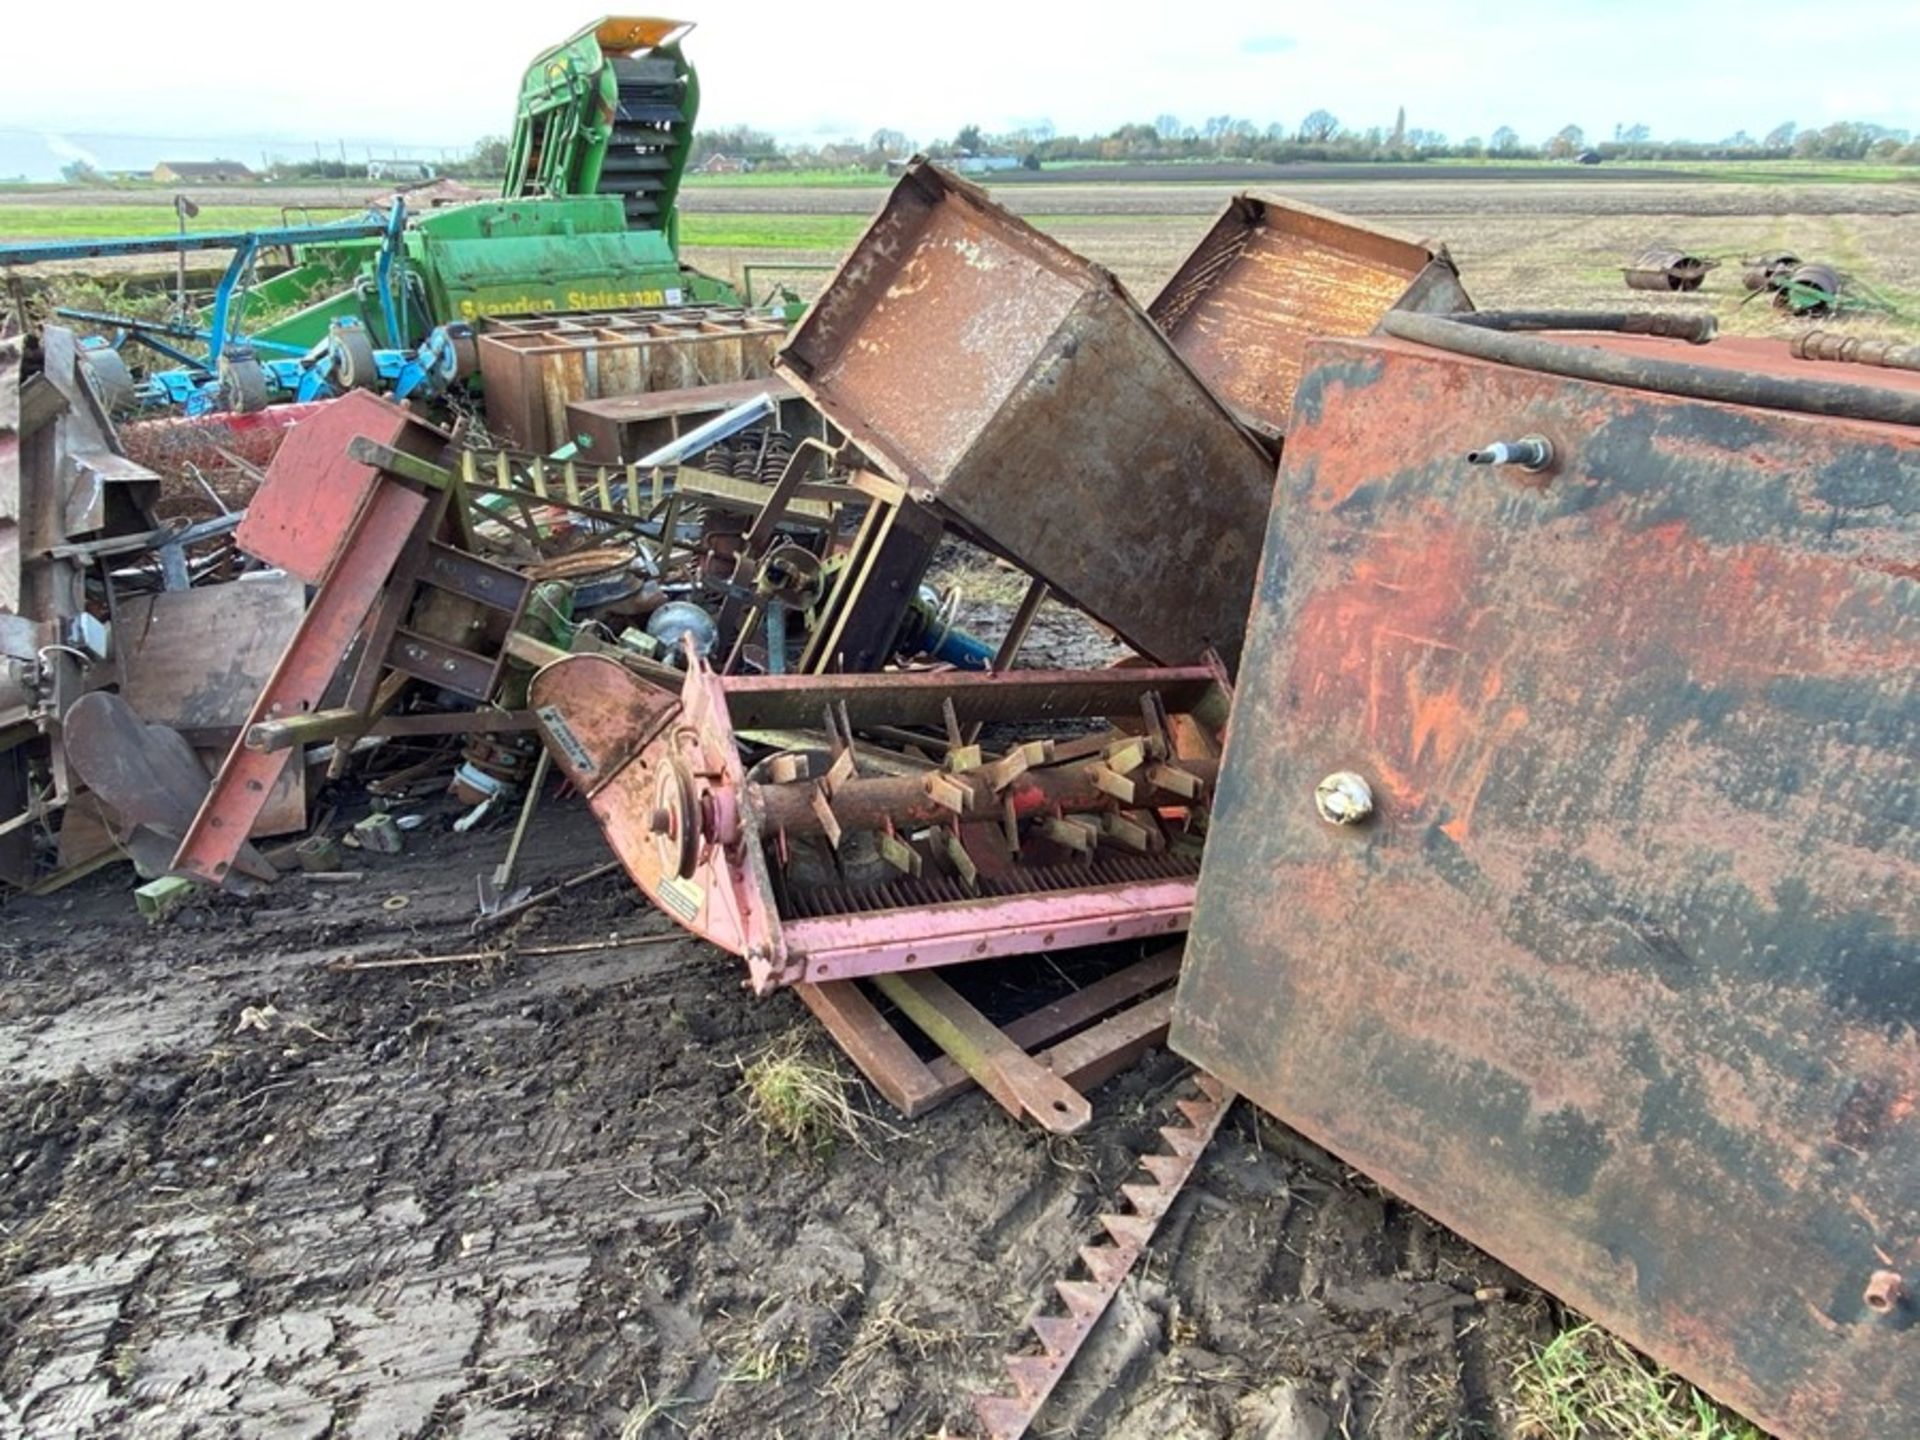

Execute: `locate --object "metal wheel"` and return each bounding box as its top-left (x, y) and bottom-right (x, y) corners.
top-left (80, 345), bottom-right (136, 414)
top-left (650, 756), bottom-right (701, 879)
top-left (218, 353), bottom-right (270, 414)
top-left (330, 322), bottom-right (379, 390)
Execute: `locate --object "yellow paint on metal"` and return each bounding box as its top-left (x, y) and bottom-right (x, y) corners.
top-left (592, 16), bottom-right (693, 51)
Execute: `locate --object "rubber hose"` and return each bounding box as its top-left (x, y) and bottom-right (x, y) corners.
top-left (1379, 311), bottom-right (1920, 428)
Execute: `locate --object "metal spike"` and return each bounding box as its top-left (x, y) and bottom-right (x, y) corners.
top-left (1176, 1097), bottom-right (1215, 1127)
top-left (1029, 1315), bottom-right (1079, 1357)
top-left (1078, 1243), bottom-right (1130, 1286)
top-left (973, 1393), bottom-right (1033, 1440)
top-left (1054, 1279), bottom-right (1107, 1317)
top-left (1099, 1212), bottom-right (1155, 1250)
top-left (1159, 1126), bottom-right (1205, 1160)
top-left (1003, 1355), bottom-right (1058, 1400)
top-left (1139, 1153), bottom-right (1185, 1187)
top-left (1121, 1181), bottom-right (1171, 1218)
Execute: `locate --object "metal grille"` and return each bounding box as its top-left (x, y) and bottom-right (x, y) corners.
top-left (777, 850), bottom-right (1201, 920)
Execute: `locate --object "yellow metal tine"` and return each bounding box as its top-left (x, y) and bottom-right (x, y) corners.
top-left (563, 459), bottom-right (581, 506)
top-left (625, 463), bottom-right (641, 515)
top-left (530, 459), bottom-right (549, 498)
top-left (493, 450), bottom-right (511, 491)
top-left (596, 466), bottom-right (613, 511)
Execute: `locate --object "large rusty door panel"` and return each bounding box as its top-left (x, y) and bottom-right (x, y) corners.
top-left (1171, 334), bottom-right (1919, 1440)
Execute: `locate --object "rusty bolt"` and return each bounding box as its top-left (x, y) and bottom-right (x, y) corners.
top-left (1466, 435), bottom-right (1555, 472)
top-left (1865, 1270), bottom-right (1906, 1315)
top-left (1315, 771), bottom-right (1374, 826)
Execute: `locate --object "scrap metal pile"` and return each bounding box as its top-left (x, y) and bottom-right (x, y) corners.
top-left (4, 150), bottom-right (1915, 1440)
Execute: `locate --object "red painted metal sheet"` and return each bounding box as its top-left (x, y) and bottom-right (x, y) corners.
top-left (234, 392), bottom-right (446, 583)
top-left (1171, 334), bottom-right (1920, 1440)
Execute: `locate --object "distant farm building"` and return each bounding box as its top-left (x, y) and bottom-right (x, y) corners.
top-left (951, 153), bottom-right (1023, 176)
top-left (696, 154), bottom-right (748, 175)
top-left (152, 160), bottom-right (254, 183)
top-left (367, 158), bottom-right (435, 182)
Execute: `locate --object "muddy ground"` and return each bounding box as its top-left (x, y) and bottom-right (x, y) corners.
top-left (0, 727), bottom-right (1550, 1439)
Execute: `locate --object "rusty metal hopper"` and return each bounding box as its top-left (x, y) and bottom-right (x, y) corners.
top-left (775, 160), bottom-right (1276, 673)
top-left (1170, 332), bottom-right (1920, 1440)
top-left (1148, 195), bottom-right (1471, 440)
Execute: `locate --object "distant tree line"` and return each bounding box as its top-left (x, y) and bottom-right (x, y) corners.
top-left (686, 115), bottom-right (1920, 170)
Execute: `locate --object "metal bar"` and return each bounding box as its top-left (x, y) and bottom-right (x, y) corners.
top-left (873, 971), bottom-right (1093, 1134)
top-left (719, 667), bottom-right (1221, 733)
top-left (246, 706), bottom-right (535, 753)
top-left (388, 628), bottom-right (498, 700)
top-left (992, 577), bottom-right (1049, 672)
top-left (173, 480), bottom-right (430, 883)
top-left (491, 748), bottom-right (551, 893)
top-left (0, 220), bottom-right (385, 268)
top-left (922, 947), bottom-right (1182, 1096)
top-left (794, 980), bottom-right (946, 1118)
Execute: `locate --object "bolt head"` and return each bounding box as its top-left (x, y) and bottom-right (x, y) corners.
top-left (1315, 771), bottom-right (1374, 826)
top-left (1866, 1269), bottom-right (1906, 1314)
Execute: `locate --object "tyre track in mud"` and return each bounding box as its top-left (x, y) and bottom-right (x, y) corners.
top-left (1, 800), bottom-right (1547, 1438)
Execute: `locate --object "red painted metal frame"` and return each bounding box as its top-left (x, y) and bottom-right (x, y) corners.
top-left (172, 480), bottom-right (430, 883)
top-left (530, 652), bottom-right (1224, 994)
top-left (1171, 333), bottom-right (1919, 1440)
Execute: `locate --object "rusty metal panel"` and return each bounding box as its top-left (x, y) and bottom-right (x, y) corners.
top-left (1148, 194), bottom-right (1471, 440)
top-left (776, 161), bottom-right (1275, 672)
top-left (1171, 334), bottom-right (1919, 1440)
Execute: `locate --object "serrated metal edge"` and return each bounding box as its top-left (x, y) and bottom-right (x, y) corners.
top-left (968, 1070), bottom-right (1235, 1440)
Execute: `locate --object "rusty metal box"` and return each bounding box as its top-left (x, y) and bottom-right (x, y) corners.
top-left (1171, 333), bottom-right (1920, 1440)
top-left (775, 161), bottom-right (1277, 671)
top-left (1149, 195), bottom-right (1471, 441)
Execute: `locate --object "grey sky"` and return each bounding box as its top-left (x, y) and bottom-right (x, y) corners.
top-left (4, 0), bottom-right (1916, 176)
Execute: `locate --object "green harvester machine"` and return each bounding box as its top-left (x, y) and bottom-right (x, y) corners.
top-left (250, 16), bottom-right (738, 354)
top-left (0, 17), bottom-right (774, 412)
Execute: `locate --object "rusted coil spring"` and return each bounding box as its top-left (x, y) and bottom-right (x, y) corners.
top-left (1381, 311), bottom-right (1920, 428)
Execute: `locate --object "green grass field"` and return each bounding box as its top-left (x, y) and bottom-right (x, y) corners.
top-left (0, 205), bottom-right (358, 240)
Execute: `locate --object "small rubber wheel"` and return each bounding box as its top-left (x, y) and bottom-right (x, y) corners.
top-left (330, 323), bottom-right (379, 390)
top-left (218, 354), bottom-right (270, 414)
